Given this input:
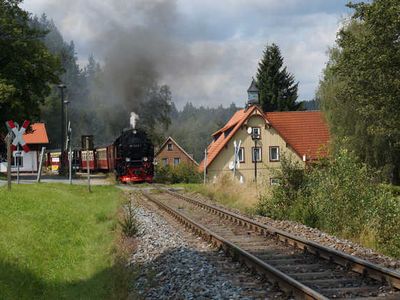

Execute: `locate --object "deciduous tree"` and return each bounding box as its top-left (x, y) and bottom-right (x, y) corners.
top-left (318, 0), bottom-right (400, 184)
top-left (0, 0), bottom-right (60, 136)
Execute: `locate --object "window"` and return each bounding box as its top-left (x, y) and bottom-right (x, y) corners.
top-left (252, 127), bottom-right (261, 139)
top-left (252, 147), bottom-right (262, 162)
top-left (238, 147), bottom-right (245, 163)
top-left (269, 146), bottom-right (280, 162)
top-left (270, 178), bottom-right (280, 186)
top-left (12, 156), bottom-right (23, 167)
top-left (167, 143), bottom-right (173, 151)
top-left (162, 158), bottom-right (168, 166)
top-left (174, 157), bottom-right (180, 165)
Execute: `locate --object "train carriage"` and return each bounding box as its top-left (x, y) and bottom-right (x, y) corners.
top-left (80, 150), bottom-right (96, 171)
top-left (95, 147), bottom-right (109, 171)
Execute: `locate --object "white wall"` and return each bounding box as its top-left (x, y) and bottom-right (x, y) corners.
top-left (0, 151), bottom-right (38, 172)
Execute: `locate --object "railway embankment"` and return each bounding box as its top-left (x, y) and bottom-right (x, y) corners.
top-left (182, 151), bottom-right (400, 262)
top-left (141, 188), bottom-right (400, 298)
top-left (128, 191), bottom-right (283, 299)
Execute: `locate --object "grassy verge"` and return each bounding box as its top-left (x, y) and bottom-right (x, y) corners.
top-left (174, 176), bottom-right (261, 214)
top-left (0, 183), bottom-right (130, 299)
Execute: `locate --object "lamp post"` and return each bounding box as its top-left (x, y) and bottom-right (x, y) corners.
top-left (64, 100), bottom-right (72, 183)
top-left (58, 84), bottom-right (66, 175)
top-left (64, 100), bottom-right (70, 150)
top-left (248, 127), bottom-right (259, 183)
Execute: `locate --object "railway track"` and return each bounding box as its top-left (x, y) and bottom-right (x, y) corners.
top-left (141, 189), bottom-right (400, 299)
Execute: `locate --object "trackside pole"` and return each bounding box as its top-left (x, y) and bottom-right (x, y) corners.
top-left (68, 122), bottom-right (72, 185)
top-left (6, 134), bottom-right (11, 191)
top-left (203, 148), bottom-right (207, 185)
top-left (69, 149), bottom-right (73, 185)
top-left (16, 145), bottom-right (20, 184)
top-left (37, 147), bottom-right (46, 183)
top-left (86, 138), bottom-right (91, 192)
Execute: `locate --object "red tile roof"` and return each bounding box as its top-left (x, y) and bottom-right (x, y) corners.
top-left (200, 106), bottom-right (265, 172)
top-left (266, 111), bottom-right (330, 159)
top-left (24, 123), bottom-right (49, 144)
top-left (200, 107), bottom-right (329, 171)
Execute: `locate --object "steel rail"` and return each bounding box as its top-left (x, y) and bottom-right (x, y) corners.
top-left (164, 188), bottom-right (400, 291)
top-left (141, 191), bottom-right (328, 300)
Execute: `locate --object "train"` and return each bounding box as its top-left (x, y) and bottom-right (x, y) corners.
top-left (46, 128), bottom-right (154, 183)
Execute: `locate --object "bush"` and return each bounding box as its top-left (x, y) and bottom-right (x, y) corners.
top-left (256, 149), bottom-right (400, 257)
top-left (119, 202), bottom-right (139, 238)
top-left (154, 163), bottom-right (201, 184)
top-left (256, 153), bottom-right (306, 219)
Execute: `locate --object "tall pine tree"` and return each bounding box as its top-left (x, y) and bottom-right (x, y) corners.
top-left (256, 44), bottom-right (301, 112)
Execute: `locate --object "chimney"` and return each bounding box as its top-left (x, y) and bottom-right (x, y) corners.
top-left (247, 77), bottom-right (259, 107)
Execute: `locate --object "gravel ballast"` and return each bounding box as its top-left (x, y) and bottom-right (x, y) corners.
top-left (129, 196), bottom-right (278, 299)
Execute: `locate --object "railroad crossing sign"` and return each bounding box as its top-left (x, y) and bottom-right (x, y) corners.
top-left (6, 120), bottom-right (30, 152)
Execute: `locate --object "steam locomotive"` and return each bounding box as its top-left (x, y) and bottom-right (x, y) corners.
top-left (114, 128), bottom-right (154, 183)
top-left (47, 128), bottom-right (155, 183)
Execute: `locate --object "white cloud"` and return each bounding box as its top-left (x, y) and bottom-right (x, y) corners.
top-left (22, 0), bottom-right (348, 107)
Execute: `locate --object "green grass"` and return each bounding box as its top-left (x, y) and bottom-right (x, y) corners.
top-left (173, 180), bottom-right (260, 214)
top-left (0, 184), bottom-right (126, 299)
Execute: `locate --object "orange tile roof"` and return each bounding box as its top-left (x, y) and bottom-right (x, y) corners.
top-left (200, 107), bottom-right (329, 171)
top-left (24, 123), bottom-right (49, 144)
top-left (266, 111), bottom-right (330, 159)
top-left (200, 106), bottom-right (264, 172)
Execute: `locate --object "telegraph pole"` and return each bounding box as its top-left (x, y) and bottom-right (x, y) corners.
top-left (6, 134), bottom-right (11, 191)
top-left (58, 84), bottom-right (66, 175)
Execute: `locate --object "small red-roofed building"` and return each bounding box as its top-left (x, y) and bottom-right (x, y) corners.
top-left (199, 80), bottom-right (330, 184)
top-left (0, 123), bottom-right (49, 173)
top-left (156, 136), bottom-right (198, 167)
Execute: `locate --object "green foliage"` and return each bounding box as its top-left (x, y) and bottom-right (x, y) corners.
top-left (256, 43), bottom-right (301, 112)
top-left (0, 184), bottom-right (128, 299)
top-left (318, 0), bottom-right (400, 184)
top-left (0, 1), bottom-right (60, 136)
top-left (257, 154), bottom-right (305, 220)
top-left (119, 202), bottom-right (139, 238)
top-left (154, 163), bottom-right (201, 184)
top-left (257, 150), bottom-right (400, 257)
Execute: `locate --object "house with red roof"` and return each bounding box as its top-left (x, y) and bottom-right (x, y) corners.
top-left (156, 136), bottom-right (198, 167)
top-left (200, 80), bottom-right (330, 184)
top-left (0, 123), bottom-right (49, 173)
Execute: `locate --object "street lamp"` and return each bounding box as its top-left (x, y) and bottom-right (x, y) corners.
top-left (58, 83), bottom-right (66, 175)
top-left (247, 127), bottom-right (260, 183)
top-left (64, 100), bottom-right (70, 149)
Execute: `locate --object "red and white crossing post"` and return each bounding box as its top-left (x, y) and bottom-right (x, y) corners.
top-left (5, 120), bottom-right (30, 185)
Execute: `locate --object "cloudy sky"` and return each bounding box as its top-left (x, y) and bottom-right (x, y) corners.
top-left (22, 0), bottom-right (351, 108)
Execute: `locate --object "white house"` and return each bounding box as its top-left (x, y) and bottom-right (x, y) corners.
top-left (0, 123), bottom-right (49, 173)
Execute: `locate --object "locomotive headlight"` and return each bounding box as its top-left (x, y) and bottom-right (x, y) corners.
top-left (125, 158), bottom-right (131, 162)
top-left (143, 157), bottom-right (148, 162)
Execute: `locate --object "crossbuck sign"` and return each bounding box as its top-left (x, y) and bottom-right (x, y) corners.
top-left (6, 120), bottom-right (30, 152)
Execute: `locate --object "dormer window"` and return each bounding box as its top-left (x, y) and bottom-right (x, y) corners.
top-left (252, 127), bottom-right (261, 139)
top-left (224, 126), bottom-right (234, 138)
top-left (167, 143), bottom-right (173, 151)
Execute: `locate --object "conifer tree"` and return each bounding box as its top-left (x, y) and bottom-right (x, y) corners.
top-left (256, 44), bottom-right (301, 112)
